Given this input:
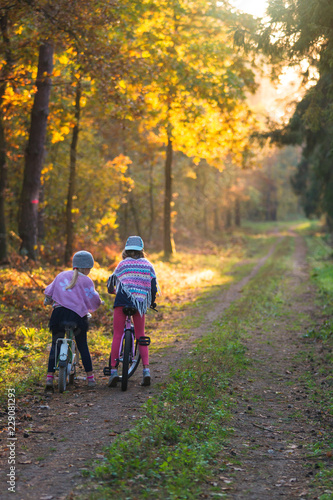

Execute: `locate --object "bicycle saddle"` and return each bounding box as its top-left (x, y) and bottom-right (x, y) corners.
top-left (123, 306), bottom-right (137, 316)
top-left (59, 321), bottom-right (79, 334)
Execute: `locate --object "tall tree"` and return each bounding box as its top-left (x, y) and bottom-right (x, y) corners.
top-left (64, 78), bottom-right (81, 265)
top-left (262, 0), bottom-right (333, 228)
top-left (18, 41), bottom-right (53, 259)
top-left (0, 11), bottom-right (12, 263)
top-left (125, 0), bottom-right (258, 257)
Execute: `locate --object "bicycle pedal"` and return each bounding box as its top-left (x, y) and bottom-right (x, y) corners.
top-left (138, 336), bottom-right (151, 346)
top-left (103, 367), bottom-right (111, 376)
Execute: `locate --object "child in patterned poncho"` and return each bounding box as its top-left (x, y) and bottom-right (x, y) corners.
top-left (107, 236), bottom-right (158, 387)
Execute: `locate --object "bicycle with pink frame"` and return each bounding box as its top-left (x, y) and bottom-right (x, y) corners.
top-left (104, 306), bottom-right (151, 391)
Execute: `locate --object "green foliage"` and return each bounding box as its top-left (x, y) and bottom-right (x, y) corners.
top-left (262, 0), bottom-right (333, 228)
top-left (0, 326), bottom-right (49, 401)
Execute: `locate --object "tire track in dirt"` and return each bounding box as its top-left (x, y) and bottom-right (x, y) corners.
top-left (0, 235), bottom-right (285, 500)
top-left (218, 234), bottom-right (329, 499)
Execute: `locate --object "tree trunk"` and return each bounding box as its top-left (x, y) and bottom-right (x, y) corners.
top-left (235, 197), bottom-right (241, 227)
top-left (213, 207), bottom-right (219, 233)
top-left (64, 80), bottom-right (81, 265)
top-left (38, 184), bottom-right (45, 241)
top-left (18, 42), bottom-right (53, 260)
top-left (129, 192), bottom-right (141, 236)
top-left (148, 161), bottom-right (154, 243)
top-left (163, 131), bottom-right (173, 258)
top-left (0, 116), bottom-right (7, 263)
top-left (225, 208), bottom-right (232, 229)
top-left (0, 12), bottom-right (12, 263)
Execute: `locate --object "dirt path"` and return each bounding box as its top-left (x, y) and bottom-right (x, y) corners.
top-left (1, 233), bottom-right (329, 499)
top-left (219, 234), bottom-right (331, 499)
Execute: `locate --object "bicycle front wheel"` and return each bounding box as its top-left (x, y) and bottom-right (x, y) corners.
top-left (121, 330), bottom-right (132, 391)
top-left (58, 366), bottom-right (67, 393)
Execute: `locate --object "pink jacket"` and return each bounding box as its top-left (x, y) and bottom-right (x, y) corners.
top-left (44, 270), bottom-right (102, 317)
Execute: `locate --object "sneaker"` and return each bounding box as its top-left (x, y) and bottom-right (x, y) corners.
top-left (108, 370), bottom-right (119, 387)
top-left (87, 378), bottom-right (96, 388)
top-left (141, 368), bottom-right (151, 386)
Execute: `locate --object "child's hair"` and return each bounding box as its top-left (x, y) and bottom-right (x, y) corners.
top-left (122, 249), bottom-right (145, 260)
top-left (66, 268), bottom-right (85, 290)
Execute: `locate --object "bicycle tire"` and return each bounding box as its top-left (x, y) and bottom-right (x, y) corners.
top-left (128, 353), bottom-right (141, 378)
top-left (59, 365), bottom-right (67, 393)
top-left (121, 329), bottom-right (132, 391)
top-left (68, 346), bottom-right (77, 385)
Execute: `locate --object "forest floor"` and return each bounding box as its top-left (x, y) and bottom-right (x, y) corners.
top-left (0, 223), bottom-right (332, 499)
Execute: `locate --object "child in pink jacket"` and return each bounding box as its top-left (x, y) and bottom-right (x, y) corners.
top-left (44, 251), bottom-right (102, 390)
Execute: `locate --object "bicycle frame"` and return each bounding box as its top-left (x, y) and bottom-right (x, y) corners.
top-left (55, 337), bottom-right (76, 373)
top-left (54, 324), bottom-right (78, 392)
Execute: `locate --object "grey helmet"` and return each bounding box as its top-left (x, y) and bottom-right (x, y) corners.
top-left (72, 251), bottom-right (94, 269)
top-left (125, 236), bottom-right (144, 251)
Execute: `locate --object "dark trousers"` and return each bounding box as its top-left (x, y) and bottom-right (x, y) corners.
top-left (47, 307), bottom-right (92, 373)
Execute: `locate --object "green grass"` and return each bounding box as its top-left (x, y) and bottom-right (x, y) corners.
top-left (293, 221), bottom-right (333, 499)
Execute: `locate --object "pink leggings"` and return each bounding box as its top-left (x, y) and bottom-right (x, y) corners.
top-left (110, 307), bottom-right (149, 367)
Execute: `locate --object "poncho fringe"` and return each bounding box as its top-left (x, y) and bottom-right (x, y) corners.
top-left (108, 258), bottom-right (159, 316)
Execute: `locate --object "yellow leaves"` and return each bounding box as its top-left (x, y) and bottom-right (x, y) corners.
top-left (58, 53), bottom-right (70, 65)
top-left (95, 211), bottom-right (118, 233)
top-left (50, 125), bottom-right (71, 144)
top-left (60, 125), bottom-right (70, 135)
top-left (106, 154), bottom-right (132, 174)
top-left (50, 130), bottom-right (65, 144)
top-left (41, 163), bottom-right (53, 184)
top-left (118, 80), bottom-right (127, 90)
top-left (185, 169), bottom-right (197, 180)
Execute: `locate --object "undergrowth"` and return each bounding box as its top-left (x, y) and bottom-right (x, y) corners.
top-left (297, 222), bottom-right (333, 497)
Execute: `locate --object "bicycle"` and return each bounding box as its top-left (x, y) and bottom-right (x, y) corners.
top-left (54, 321), bottom-right (80, 393)
top-left (104, 306), bottom-right (151, 391)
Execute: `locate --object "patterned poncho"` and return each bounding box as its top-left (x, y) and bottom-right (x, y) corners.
top-left (107, 258), bottom-right (158, 316)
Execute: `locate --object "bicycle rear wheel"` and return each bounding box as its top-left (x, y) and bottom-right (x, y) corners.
top-left (121, 330), bottom-right (132, 391)
top-left (58, 365), bottom-right (67, 393)
top-left (128, 352), bottom-right (141, 378)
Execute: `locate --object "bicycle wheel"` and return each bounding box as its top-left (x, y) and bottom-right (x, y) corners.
top-left (121, 329), bottom-right (132, 391)
top-left (58, 365), bottom-right (67, 393)
top-left (128, 352), bottom-right (141, 378)
top-left (68, 345), bottom-right (77, 385)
